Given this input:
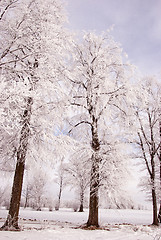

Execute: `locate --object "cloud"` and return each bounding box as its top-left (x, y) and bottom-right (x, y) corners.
top-left (66, 0), bottom-right (161, 75)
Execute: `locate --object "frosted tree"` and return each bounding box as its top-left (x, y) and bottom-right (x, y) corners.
top-left (23, 168), bottom-right (49, 210)
top-left (22, 179), bottom-right (33, 209)
top-left (0, 184), bottom-right (10, 206)
top-left (130, 77), bottom-right (161, 226)
top-left (67, 32), bottom-right (133, 227)
top-left (64, 150), bottom-right (90, 212)
top-left (0, 0), bottom-right (72, 230)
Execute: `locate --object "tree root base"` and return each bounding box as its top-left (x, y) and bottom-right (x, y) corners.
top-left (79, 224), bottom-right (102, 230)
top-left (0, 225), bottom-right (21, 231)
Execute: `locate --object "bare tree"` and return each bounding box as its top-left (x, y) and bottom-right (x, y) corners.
top-left (0, 185), bottom-right (10, 206)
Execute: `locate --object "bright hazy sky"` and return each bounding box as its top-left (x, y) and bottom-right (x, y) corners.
top-left (65, 0), bottom-right (161, 77)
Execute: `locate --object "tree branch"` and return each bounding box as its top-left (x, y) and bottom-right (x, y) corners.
top-left (68, 120), bottom-right (92, 134)
top-left (0, 0), bottom-right (18, 21)
top-left (0, 54), bottom-right (31, 67)
top-left (137, 132), bottom-right (152, 177)
top-left (70, 102), bottom-right (88, 110)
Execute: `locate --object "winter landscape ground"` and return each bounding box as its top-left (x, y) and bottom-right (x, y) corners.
top-left (0, 208), bottom-right (161, 240)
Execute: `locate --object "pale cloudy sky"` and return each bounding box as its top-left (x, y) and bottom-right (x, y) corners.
top-left (65, 0), bottom-right (161, 76)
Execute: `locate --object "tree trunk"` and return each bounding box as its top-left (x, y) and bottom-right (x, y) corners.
top-left (87, 157), bottom-right (99, 227)
top-left (158, 201), bottom-right (161, 223)
top-left (158, 161), bottom-right (161, 223)
top-left (79, 203), bottom-right (84, 212)
top-left (24, 196), bottom-right (28, 209)
top-left (149, 117), bottom-right (159, 226)
top-left (56, 176), bottom-right (63, 211)
top-left (87, 121), bottom-right (100, 227)
top-left (2, 161), bottom-right (25, 230)
top-left (152, 188), bottom-right (159, 226)
top-left (158, 158), bottom-right (161, 222)
top-left (158, 121), bottom-right (161, 223)
top-left (79, 189), bottom-right (84, 212)
top-left (151, 163), bottom-right (158, 226)
top-left (1, 97), bottom-right (33, 230)
top-left (24, 187), bottom-right (29, 209)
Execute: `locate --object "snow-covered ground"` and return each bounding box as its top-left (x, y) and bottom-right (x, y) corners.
top-left (0, 208), bottom-right (161, 240)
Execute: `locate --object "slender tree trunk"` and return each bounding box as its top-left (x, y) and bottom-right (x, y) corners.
top-left (1, 97), bottom-right (33, 230)
top-left (79, 188), bottom-right (84, 212)
top-left (24, 194), bottom-right (28, 209)
top-left (79, 203), bottom-right (84, 212)
top-left (158, 121), bottom-right (161, 223)
top-left (24, 186), bottom-right (29, 209)
top-left (87, 121), bottom-right (100, 227)
top-left (148, 111), bottom-right (159, 226)
top-left (56, 177), bottom-right (63, 211)
top-left (151, 159), bottom-right (159, 226)
top-left (158, 201), bottom-right (161, 223)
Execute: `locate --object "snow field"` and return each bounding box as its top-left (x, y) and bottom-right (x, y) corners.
top-left (0, 208), bottom-right (161, 240)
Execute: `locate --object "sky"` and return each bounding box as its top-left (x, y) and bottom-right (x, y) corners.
top-left (65, 0), bottom-right (161, 77)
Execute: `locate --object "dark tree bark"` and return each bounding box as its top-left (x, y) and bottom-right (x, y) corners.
top-left (87, 120), bottom-right (100, 227)
top-left (149, 116), bottom-right (159, 226)
top-left (151, 155), bottom-right (158, 226)
top-left (137, 110), bottom-right (159, 226)
top-left (158, 200), bottom-right (161, 223)
top-left (24, 186), bottom-right (30, 209)
top-left (79, 203), bottom-right (84, 212)
top-left (79, 187), bottom-right (84, 212)
top-left (56, 176), bottom-right (63, 211)
top-left (158, 121), bottom-right (161, 223)
top-left (24, 195), bottom-right (28, 209)
top-left (152, 188), bottom-right (159, 225)
top-left (87, 156), bottom-right (99, 227)
top-left (1, 97), bottom-right (33, 230)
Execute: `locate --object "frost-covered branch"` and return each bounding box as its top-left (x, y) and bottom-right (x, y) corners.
top-left (68, 120), bottom-right (92, 134)
top-left (0, 0), bottom-right (18, 21)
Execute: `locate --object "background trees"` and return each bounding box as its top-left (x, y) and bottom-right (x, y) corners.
top-left (64, 151), bottom-right (90, 212)
top-left (131, 77), bottom-right (161, 226)
top-left (22, 167), bottom-right (49, 210)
